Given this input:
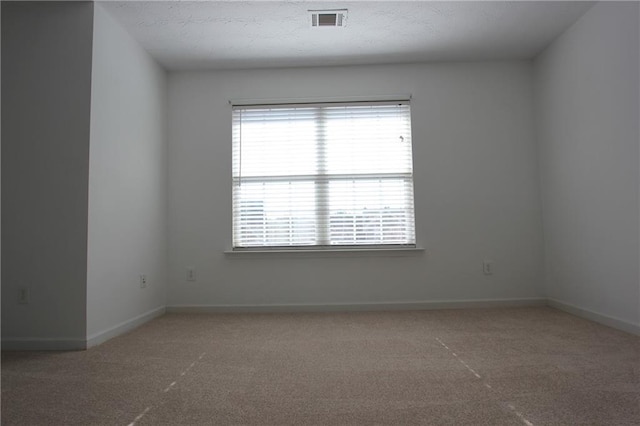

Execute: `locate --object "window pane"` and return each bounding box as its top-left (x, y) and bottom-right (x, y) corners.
top-left (323, 104), bottom-right (412, 175)
top-left (328, 179), bottom-right (415, 245)
top-left (233, 181), bottom-right (317, 247)
top-left (234, 107), bottom-right (317, 178)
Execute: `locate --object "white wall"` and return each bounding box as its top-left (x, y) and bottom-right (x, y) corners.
top-left (534, 3), bottom-right (640, 328)
top-left (167, 62), bottom-right (544, 308)
top-left (1, 1), bottom-right (3, 349)
top-left (87, 4), bottom-right (168, 343)
top-left (1, 2), bottom-right (94, 348)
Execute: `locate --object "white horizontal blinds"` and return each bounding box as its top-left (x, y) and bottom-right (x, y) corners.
top-left (233, 106), bottom-right (318, 246)
top-left (232, 101), bottom-right (415, 248)
top-left (323, 103), bottom-right (414, 246)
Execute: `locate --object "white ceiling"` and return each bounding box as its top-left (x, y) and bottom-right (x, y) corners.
top-left (103, 1), bottom-right (594, 71)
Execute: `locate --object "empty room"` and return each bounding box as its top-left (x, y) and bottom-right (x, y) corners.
top-left (1, 1), bottom-right (639, 424)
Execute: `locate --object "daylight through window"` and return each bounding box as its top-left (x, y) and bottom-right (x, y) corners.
top-left (232, 100), bottom-right (416, 249)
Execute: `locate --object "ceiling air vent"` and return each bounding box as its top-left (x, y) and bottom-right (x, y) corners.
top-left (309, 9), bottom-right (347, 28)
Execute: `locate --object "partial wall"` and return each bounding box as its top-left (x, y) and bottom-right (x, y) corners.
top-left (534, 2), bottom-right (640, 330)
top-left (167, 62), bottom-right (544, 308)
top-left (87, 4), bottom-right (168, 345)
top-left (1, 2), bottom-right (94, 349)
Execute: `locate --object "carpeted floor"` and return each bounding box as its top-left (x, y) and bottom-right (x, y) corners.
top-left (2, 307), bottom-right (639, 425)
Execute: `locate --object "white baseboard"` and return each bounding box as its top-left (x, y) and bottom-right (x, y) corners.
top-left (8, 299), bottom-right (636, 350)
top-left (547, 299), bottom-right (640, 336)
top-left (1, 338), bottom-right (87, 351)
top-left (166, 298), bottom-right (547, 314)
top-left (2, 306), bottom-right (167, 351)
top-left (86, 306), bottom-right (166, 348)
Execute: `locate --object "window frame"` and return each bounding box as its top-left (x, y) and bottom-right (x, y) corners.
top-left (230, 96), bottom-right (417, 252)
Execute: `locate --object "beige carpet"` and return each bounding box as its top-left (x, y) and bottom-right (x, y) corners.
top-left (2, 307), bottom-right (639, 425)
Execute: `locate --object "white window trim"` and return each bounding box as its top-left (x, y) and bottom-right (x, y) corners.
top-left (229, 94), bottom-right (412, 107)
top-left (224, 246), bottom-right (425, 258)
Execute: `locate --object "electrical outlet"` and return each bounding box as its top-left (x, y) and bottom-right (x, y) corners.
top-left (483, 260), bottom-right (493, 275)
top-left (186, 267), bottom-right (196, 282)
top-left (140, 274), bottom-right (148, 288)
top-left (18, 287), bottom-right (29, 304)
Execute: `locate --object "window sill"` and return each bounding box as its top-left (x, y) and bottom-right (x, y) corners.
top-left (224, 246), bottom-right (425, 258)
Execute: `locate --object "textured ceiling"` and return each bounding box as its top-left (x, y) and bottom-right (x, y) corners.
top-left (103, 1), bottom-right (594, 70)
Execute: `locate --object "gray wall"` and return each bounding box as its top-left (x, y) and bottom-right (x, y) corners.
top-left (87, 4), bottom-right (168, 343)
top-left (1, 0), bottom-right (3, 347)
top-left (167, 62), bottom-right (544, 308)
top-left (1, 2), bottom-right (94, 348)
top-left (534, 2), bottom-right (640, 328)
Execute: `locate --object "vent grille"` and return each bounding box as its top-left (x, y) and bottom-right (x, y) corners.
top-left (309, 9), bottom-right (347, 28)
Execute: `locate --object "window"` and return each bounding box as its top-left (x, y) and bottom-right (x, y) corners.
top-left (232, 100), bottom-right (416, 249)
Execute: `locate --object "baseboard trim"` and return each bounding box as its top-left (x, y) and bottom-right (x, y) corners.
top-left (86, 306), bottom-right (166, 348)
top-left (166, 298), bottom-right (547, 314)
top-left (547, 299), bottom-right (640, 336)
top-left (2, 306), bottom-right (167, 351)
top-left (1, 338), bottom-right (87, 351)
top-left (5, 299), bottom-right (637, 349)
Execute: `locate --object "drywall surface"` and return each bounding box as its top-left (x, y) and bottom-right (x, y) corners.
top-left (1, 2), bottom-right (94, 346)
top-left (1, 3), bottom-right (3, 347)
top-left (1, 2), bottom-right (3, 348)
top-left (87, 4), bottom-right (167, 340)
top-left (167, 62), bottom-right (543, 307)
top-left (535, 3), bottom-right (640, 326)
